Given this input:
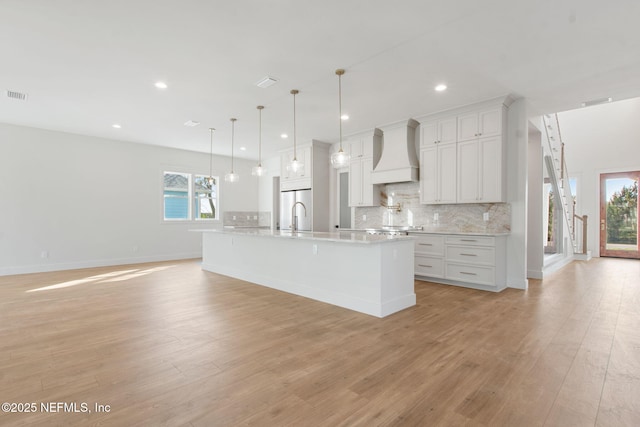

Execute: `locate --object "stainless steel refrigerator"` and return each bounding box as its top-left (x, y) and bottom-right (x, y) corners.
top-left (280, 189), bottom-right (312, 231)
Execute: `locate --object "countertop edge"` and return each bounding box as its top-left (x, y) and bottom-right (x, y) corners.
top-left (191, 228), bottom-right (414, 244)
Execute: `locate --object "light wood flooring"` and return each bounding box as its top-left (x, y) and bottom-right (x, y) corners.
top-left (0, 257), bottom-right (639, 426)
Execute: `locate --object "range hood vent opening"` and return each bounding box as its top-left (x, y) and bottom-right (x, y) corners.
top-left (371, 118), bottom-right (419, 184)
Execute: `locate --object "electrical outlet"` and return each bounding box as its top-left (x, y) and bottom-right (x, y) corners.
top-left (312, 244), bottom-right (318, 255)
top-left (433, 213), bottom-right (439, 221)
top-left (247, 215), bottom-right (250, 220)
top-left (233, 215), bottom-right (236, 220)
top-left (253, 215), bottom-right (257, 220)
top-left (363, 214), bottom-right (367, 221)
top-left (40, 250), bottom-right (48, 259)
top-left (483, 212), bottom-right (490, 221)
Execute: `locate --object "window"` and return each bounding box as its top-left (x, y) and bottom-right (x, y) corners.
top-left (163, 171), bottom-right (218, 221)
top-left (194, 175), bottom-right (217, 220)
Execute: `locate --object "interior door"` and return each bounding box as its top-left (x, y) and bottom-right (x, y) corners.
top-left (600, 171), bottom-right (639, 258)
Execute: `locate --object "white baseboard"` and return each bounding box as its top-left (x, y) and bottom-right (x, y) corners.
top-left (0, 252), bottom-right (202, 276)
top-left (527, 269), bottom-right (543, 280)
top-left (573, 251), bottom-right (592, 261)
top-left (542, 254), bottom-right (574, 277)
top-left (507, 277), bottom-right (528, 290)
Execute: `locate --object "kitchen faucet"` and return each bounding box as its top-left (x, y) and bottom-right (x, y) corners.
top-left (291, 201), bottom-right (307, 231)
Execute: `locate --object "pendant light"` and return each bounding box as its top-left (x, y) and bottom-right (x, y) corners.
top-left (251, 105), bottom-right (266, 176)
top-left (208, 127), bottom-right (215, 186)
top-left (224, 118), bottom-right (239, 183)
top-left (331, 68), bottom-right (350, 168)
top-left (287, 89), bottom-right (304, 173)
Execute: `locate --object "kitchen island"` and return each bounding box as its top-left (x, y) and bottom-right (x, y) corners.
top-left (197, 229), bottom-right (415, 318)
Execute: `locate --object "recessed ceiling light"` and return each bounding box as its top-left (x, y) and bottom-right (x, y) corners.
top-left (112, 124), bottom-right (121, 129)
top-left (154, 81), bottom-right (168, 89)
top-left (184, 120), bottom-right (200, 127)
top-left (281, 133), bottom-right (288, 139)
top-left (256, 76), bottom-right (278, 88)
top-left (341, 114), bottom-right (349, 120)
top-left (435, 84), bottom-right (447, 92)
top-left (240, 146), bottom-right (247, 151)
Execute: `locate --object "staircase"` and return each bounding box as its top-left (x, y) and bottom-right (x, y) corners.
top-left (542, 114), bottom-right (590, 260)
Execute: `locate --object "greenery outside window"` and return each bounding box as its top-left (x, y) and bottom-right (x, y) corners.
top-left (194, 175), bottom-right (217, 220)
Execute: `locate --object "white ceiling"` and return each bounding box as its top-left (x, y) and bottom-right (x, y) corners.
top-left (1, 0), bottom-right (639, 161)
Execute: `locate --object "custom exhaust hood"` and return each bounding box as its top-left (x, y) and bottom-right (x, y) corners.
top-left (371, 118), bottom-right (419, 184)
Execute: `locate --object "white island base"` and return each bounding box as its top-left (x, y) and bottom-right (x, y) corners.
top-left (200, 230), bottom-right (415, 318)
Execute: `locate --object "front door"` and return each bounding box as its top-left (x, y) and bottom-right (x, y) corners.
top-left (600, 171), bottom-right (639, 258)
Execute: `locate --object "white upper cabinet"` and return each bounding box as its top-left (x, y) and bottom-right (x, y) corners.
top-left (279, 143), bottom-right (317, 191)
top-left (418, 97), bottom-right (510, 205)
top-left (348, 129), bottom-right (382, 207)
top-left (420, 143), bottom-right (456, 204)
top-left (457, 107), bottom-right (502, 142)
top-left (420, 117), bottom-right (457, 148)
top-left (457, 135), bottom-right (504, 203)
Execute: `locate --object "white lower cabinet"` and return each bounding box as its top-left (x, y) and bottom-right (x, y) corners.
top-left (410, 233), bottom-right (507, 291)
top-left (413, 234), bottom-right (445, 278)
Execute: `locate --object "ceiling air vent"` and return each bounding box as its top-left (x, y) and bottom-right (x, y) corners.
top-left (581, 97), bottom-right (612, 107)
top-left (6, 90), bottom-right (28, 101)
top-left (255, 76), bottom-right (278, 88)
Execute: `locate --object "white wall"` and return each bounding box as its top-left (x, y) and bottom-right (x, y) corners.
top-left (527, 121), bottom-right (544, 279)
top-left (257, 154), bottom-right (281, 228)
top-left (0, 123), bottom-right (258, 275)
top-left (559, 97), bottom-right (640, 256)
top-left (506, 98), bottom-right (529, 289)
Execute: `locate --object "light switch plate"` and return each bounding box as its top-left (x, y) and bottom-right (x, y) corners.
top-left (483, 212), bottom-right (490, 221)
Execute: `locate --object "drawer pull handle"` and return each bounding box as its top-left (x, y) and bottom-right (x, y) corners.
top-left (460, 253), bottom-right (477, 257)
top-left (418, 243), bottom-right (433, 246)
top-left (460, 239), bottom-right (477, 242)
top-left (460, 272), bottom-right (477, 276)
top-left (418, 264), bottom-right (433, 268)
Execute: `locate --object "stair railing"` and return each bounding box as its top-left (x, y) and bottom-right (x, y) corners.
top-left (542, 113), bottom-right (587, 254)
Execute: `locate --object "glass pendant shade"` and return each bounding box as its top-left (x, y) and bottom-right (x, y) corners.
top-left (225, 118), bottom-right (239, 183)
top-left (331, 148), bottom-right (349, 168)
top-left (224, 171), bottom-right (239, 182)
top-left (252, 105), bottom-right (267, 177)
top-left (287, 158), bottom-right (303, 173)
top-left (287, 90), bottom-right (304, 173)
top-left (208, 128), bottom-right (216, 185)
top-left (251, 164), bottom-right (265, 176)
top-left (332, 69), bottom-right (350, 169)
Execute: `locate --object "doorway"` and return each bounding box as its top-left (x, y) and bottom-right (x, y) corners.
top-left (600, 171), bottom-right (639, 258)
top-left (339, 171), bottom-right (351, 228)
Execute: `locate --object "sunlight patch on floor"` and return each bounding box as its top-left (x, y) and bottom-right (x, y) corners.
top-left (26, 265), bottom-right (176, 292)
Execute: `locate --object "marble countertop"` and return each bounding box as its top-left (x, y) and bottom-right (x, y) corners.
top-left (338, 228), bottom-right (510, 237)
top-left (193, 228), bottom-right (413, 244)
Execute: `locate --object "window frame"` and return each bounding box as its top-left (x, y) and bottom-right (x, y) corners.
top-left (162, 170), bottom-right (220, 223)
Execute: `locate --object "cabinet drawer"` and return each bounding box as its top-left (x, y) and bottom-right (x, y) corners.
top-left (445, 236), bottom-right (495, 247)
top-left (415, 255), bottom-right (444, 278)
top-left (446, 245), bottom-right (494, 265)
top-left (412, 234), bottom-right (445, 255)
top-left (446, 263), bottom-right (495, 286)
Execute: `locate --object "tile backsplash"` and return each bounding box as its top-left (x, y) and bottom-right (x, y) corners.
top-left (223, 211), bottom-right (271, 227)
top-left (354, 182), bottom-right (510, 233)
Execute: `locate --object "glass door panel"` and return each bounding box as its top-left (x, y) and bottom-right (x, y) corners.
top-left (600, 172), bottom-right (639, 258)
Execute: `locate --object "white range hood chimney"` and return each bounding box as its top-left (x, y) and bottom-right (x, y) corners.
top-left (371, 118), bottom-right (419, 184)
